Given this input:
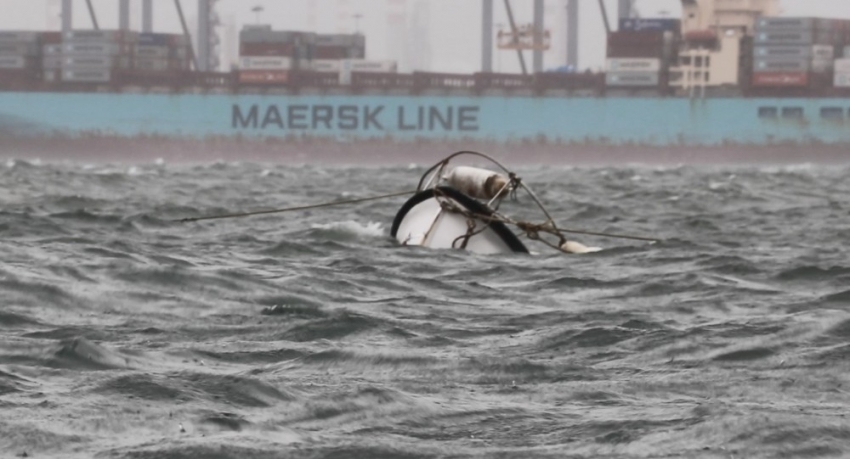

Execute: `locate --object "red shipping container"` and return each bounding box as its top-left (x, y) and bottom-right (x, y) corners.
top-left (752, 72), bottom-right (809, 87)
top-left (239, 70), bottom-right (289, 84)
top-left (313, 46), bottom-right (349, 60)
top-left (40, 32), bottom-right (63, 44)
top-left (239, 43), bottom-right (295, 57)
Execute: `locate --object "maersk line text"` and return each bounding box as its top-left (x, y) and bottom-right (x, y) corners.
top-left (232, 104), bottom-right (480, 132)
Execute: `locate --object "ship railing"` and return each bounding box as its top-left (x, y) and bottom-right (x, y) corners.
top-left (413, 72), bottom-right (477, 91)
top-left (476, 72), bottom-right (534, 89)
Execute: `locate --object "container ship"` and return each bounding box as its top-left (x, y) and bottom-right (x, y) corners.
top-left (2, 0), bottom-right (850, 164)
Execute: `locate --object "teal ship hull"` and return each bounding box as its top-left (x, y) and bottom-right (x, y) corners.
top-left (1, 92), bottom-right (850, 164)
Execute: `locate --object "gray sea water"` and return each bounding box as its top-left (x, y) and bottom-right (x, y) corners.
top-left (1, 158), bottom-right (849, 459)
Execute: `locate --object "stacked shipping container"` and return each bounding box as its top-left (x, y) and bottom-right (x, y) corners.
top-left (0, 31), bottom-right (42, 85)
top-left (606, 19), bottom-right (680, 89)
top-left (134, 33), bottom-right (191, 73)
top-left (238, 26), bottom-right (394, 86)
top-left (60, 30), bottom-right (137, 83)
top-left (238, 27), bottom-right (315, 84)
top-left (752, 17), bottom-right (850, 88)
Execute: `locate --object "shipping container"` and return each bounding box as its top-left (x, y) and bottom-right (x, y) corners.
top-left (40, 32), bottom-right (63, 44)
top-left (311, 59), bottom-right (342, 72)
top-left (64, 30), bottom-right (137, 43)
top-left (608, 31), bottom-right (665, 47)
top-left (314, 34), bottom-right (366, 47)
top-left (811, 58), bottom-right (832, 73)
top-left (134, 58), bottom-right (187, 72)
top-left (813, 44), bottom-right (836, 59)
top-left (834, 72), bottom-right (850, 87)
top-left (63, 56), bottom-right (130, 69)
top-left (0, 43), bottom-right (38, 56)
top-left (755, 32), bottom-right (814, 45)
top-left (239, 70), bottom-right (289, 84)
top-left (342, 60), bottom-right (397, 73)
top-left (0, 31), bottom-right (40, 43)
top-left (313, 46), bottom-right (353, 60)
top-left (619, 18), bottom-right (680, 34)
top-left (0, 56), bottom-right (26, 69)
top-left (138, 33), bottom-right (171, 46)
top-left (834, 58), bottom-right (850, 73)
top-left (139, 33), bottom-right (188, 47)
top-left (0, 31), bottom-right (39, 43)
top-left (43, 44), bottom-right (62, 56)
top-left (42, 56), bottom-right (62, 69)
top-left (239, 56), bottom-right (292, 70)
top-left (754, 17), bottom-right (846, 32)
top-left (754, 58), bottom-right (810, 72)
top-left (61, 68), bottom-right (111, 83)
top-left (240, 29), bottom-right (316, 45)
top-left (135, 46), bottom-right (171, 59)
top-left (606, 58), bottom-right (661, 73)
top-left (607, 46), bottom-right (664, 59)
top-left (63, 43), bottom-right (127, 55)
top-left (750, 44), bottom-right (834, 59)
top-left (605, 72), bottom-right (660, 86)
top-left (754, 30), bottom-right (842, 46)
top-left (751, 72), bottom-right (809, 87)
top-left (239, 42), bottom-right (295, 57)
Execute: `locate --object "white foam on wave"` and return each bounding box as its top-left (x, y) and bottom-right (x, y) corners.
top-left (311, 220), bottom-right (385, 238)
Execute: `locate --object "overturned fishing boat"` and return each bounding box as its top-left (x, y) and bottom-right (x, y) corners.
top-left (391, 151), bottom-right (601, 255)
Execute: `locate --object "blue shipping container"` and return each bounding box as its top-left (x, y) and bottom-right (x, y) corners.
top-left (619, 18), bottom-right (680, 33)
top-left (138, 33), bottom-right (171, 46)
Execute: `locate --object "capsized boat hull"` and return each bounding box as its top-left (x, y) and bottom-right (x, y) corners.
top-left (391, 187), bottom-right (529, 255)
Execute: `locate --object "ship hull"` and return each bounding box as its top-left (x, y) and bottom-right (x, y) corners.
top-left (2, 92), bottom-right (850, 163)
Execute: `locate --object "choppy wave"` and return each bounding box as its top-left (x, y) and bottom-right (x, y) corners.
top-left (0, 161), bottom-right (848, 458)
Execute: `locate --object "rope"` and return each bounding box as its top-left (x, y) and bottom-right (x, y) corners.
top-left (434, 194), bottom-right (658, 252)
top-left (176, 190), bottom-right (415, 223)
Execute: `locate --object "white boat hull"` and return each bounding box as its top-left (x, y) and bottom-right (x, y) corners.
top-left (391, 187), bottom-right (528, 255)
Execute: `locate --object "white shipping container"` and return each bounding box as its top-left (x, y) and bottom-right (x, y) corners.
top-left (63, 56), bottom-right (116, 68)
top-left (606, 58), bottom-right (661, 73)
top-left (311, 59), bottom-right (342, 72)
top-left (63, 43), bottom-right (125, 55)
top-left (239, 56), bottom-right (293, 70)
top-left (605, 72), bottom-right (660, 86)
top-left (343, 60), bottom-right (397, 73)
top-left (834, 58), bottom-right (850, 73)
top-left (62, 69), bottom-right (111, 83)
top-left (835, 73), bottom-right (850, 88)
top-left (754, 58), bottom-right (809, 72)
top-left (0, 56), bottom-right (26, 69)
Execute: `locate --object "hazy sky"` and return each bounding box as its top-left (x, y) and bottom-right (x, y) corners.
top-left (1, 0), bottom-right (849, 73)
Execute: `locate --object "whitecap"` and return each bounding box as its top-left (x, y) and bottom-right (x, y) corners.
top-left (310, 220), bottom-right (385, 238)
